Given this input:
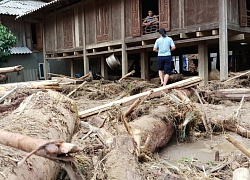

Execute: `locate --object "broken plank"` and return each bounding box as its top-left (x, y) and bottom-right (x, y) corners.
top-left (78, 76), bottom-right (203, 118)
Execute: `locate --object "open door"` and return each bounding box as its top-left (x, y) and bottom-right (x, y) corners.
top-left (131, 0), bottom-right (141, 37)
top-left (239, 0), bottom-right (247, 27)
top-left (159, 0), bottom-right (170, 31)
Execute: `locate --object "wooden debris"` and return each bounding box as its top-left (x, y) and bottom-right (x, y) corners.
top-left (118, 70), bottom-right (135, 82)
top-left (0, 65), bottom-right (24, 74)
top-left (67, 81), bottom-right (86, 97)
top-left (226, 135), bottom-right (250, 158)
top-left (211, 119), bottom-right (250, 139)
top-left (124, 98), bottom-right (141, 117)
top-left (232, 168), bottom-right (250, 180)
top-left (0, 80), bottom-right (62, 92)
top-left (0, 86), bottom-right (18, 103)
top-left (48, 73), bottom-right (77, 80)
top-left (79, 76), bottom-right (203, 118)
top-left (211, 88), bottom-right (250, 101)
top-left (120, 114), bottom-right (132, 135)
top-left (224, 70), bottom-right (250, 82)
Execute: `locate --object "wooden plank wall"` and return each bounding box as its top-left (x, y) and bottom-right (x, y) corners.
top-left (170, 0), bottom-right (179, 29)
top-left (125, 0), bottom-right (132, 37)
top-left (184, 0), bottom-right (219, 27)
top-left (85, 0), bottom-right (122, 46)
top-left (45, 14), bottom-right (55, 51)
top-left (228, 0), bottom-right (239, 25)
top-left (1, 16), bottom-right (27, 47)
top-left (111, 0), bottom-right (122, 40)
top-left (85, 1), bottom-right (96, 45)
top-left (45, 5), bottom-right (84, 51)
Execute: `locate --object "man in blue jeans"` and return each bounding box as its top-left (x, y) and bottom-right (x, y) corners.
top-left (153, 28), bottom-right (176, 86)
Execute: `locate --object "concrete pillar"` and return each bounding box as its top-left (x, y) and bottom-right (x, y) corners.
top-left (101, 56), bottom-right (108, 79)
top-left (140, 50), bottom-right (149, 79)
top-left (70, 59), bottom-right (75, 77)
top-left (219, 0), bottom-right (228, 80)
top-left (83, 56), bottom-right (89, 75)
top-left (121, 0), bottom-right (127, 76)
top-left (198, 42), bottom-right (208, 86)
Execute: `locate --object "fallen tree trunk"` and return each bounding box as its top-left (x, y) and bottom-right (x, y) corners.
top-left (0, 90), bottom-right (80, 180)
top-left (79, 76), bottom-right (203, 118)
top-left (211, 88), bottom-right (250, 101)
top-left (0, 80), bottom-right (61, 92)
top-left (0, 65), bottom-right (23, 74)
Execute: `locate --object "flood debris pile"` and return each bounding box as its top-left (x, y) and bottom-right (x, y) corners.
top-left (1, 70), bottom-right (250, 179)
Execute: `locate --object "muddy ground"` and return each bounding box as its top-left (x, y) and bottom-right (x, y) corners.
top-left (0, 75), bottom-right (250, 179)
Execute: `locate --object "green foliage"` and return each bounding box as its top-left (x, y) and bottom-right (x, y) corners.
top-left (0, 24), bottom-right (18, 66)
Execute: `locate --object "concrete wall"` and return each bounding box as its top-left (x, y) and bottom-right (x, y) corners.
top-left (2, 52), bottom-right (71, 82)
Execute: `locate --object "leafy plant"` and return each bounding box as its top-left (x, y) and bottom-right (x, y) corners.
top-left (0, 24), bottom-right (18, 66)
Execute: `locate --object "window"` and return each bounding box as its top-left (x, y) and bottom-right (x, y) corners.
top-left (39, 63), bottom-right (50, 79)
top-left (142, 1), bottom-right (159, 35)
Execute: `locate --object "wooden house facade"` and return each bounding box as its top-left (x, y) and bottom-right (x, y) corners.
top-left (18, 0), bottom-right (250, 84)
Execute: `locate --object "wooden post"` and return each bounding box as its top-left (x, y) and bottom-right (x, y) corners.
top-left (219, 0), bottom-right (228, 80)
top-left (121, 0), bottom-right (128, 76)
top-left (82, 1), bottom-right (89, 75)
top-left (198, 41), bottom-right (208, 86)
top-left (101, 56), bottom-right (108, 79)
top-left (140, 50), bottom-right (148, 79)
top-left (42, 17), bottom-right (49, 80)
top-left (70, 59), bottom-right (75, 77)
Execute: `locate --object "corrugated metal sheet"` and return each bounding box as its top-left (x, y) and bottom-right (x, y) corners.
top-left (16, 0), bottom-right (63, 19)
top-left (10, 47), bottom-right (32, 54)
top-left (7, 69), bottom-right (39, 83)
top-left (0, 0), bottom-right (46, 16)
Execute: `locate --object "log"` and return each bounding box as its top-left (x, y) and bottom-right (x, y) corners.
top-left (67, 81), bottom-right (86, 97)
top-left (79, 76), bottom-right (203, 118)
top-left (226, 135), bottom-right (250, 158)
top-left (105, 135), bottom-right (141, 180)
top-left (0, 80), bottom-right (61, 92)
top-left (225, 70), bottom-right (250, 82)
top-left (211, 119), bottom-right (250, 139)
top-left (0, 65), bottom-right (23, 74)
top-left (211, 88), bottom-right (250, 101)
top-left (232, 168), bottom-right (250, 180)
top-left (0, 90), bottom-right (80, 180)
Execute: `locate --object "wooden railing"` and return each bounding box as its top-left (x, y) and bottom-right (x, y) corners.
top-left (141, 15), bottom-right (159, 35)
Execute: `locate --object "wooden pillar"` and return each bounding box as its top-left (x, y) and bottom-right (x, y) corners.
top-left (140, 50), bottom-right (148, 79)
top-left (101, 56), bottom-right (108, 79)
top-left (219, 0), bottom-right (228, 80)
top-left (121, 0), bottom-right (128, 76)
top-left (198, 42), bottom-right (208, 86)
top-left (70, 59), bottom-right (75, 77)
top-left (42, 17), bottom-right (49, 80)
top-left (82, 1), bottom-right (89, 75)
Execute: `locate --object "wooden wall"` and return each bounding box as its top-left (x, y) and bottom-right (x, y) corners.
top-left (85, 0), bottom-right (121, 46)
top-left (44, 3), bottom-right (84, 51)
top-left (1, 16), bottom-right (31, 48)
top-left (228, 0), bottom-right (239, 25)
top-left (184, 0), bottom-right (219, 27)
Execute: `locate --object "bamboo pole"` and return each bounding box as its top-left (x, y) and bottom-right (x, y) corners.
top-left (226, 135), bottom-right (250, 158)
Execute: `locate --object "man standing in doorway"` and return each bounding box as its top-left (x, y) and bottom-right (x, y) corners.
top-left (153, 28), bottom-right (176, 86)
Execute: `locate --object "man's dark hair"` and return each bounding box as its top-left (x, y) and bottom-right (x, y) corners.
top-left (148, 10), bottom-right (154, 13)
top-left (158, 28), bottom-right (166, 37)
